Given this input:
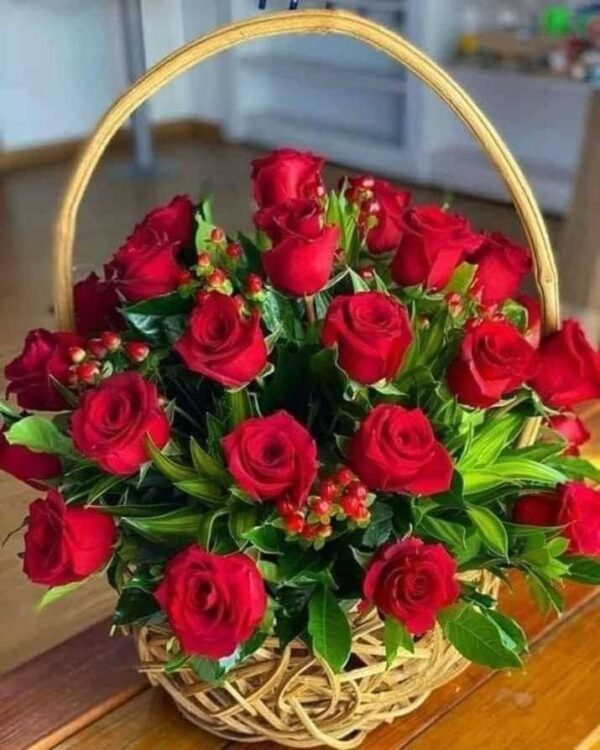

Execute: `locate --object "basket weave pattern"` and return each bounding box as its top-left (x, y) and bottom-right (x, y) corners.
top-left (136, 574), bottom-right (498, 749)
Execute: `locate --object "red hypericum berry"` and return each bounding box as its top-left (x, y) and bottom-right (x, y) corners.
top-left (285, 514), bottom-right (305, 535)
top-left (347, 481), bottom-right (368, 501)
top-left (67, 366), bottom-right (79, 387)
top-left (317, 523), bottom-right (333, 539)
top-left (359, 176), bottom-right (375, 189)
top-left (341, 494), bottom-right (362, 518)
top-left (356, 506), bottom-right (371, 523)
top-left (87, 338), bottom-right (107, 360)
top-left (335, 467), bottom-right (355, 487)
top-left (311, 498), bottom-right (332, 517)
top-left (68, 346), bottom-right (86, 364)
top-left (446, 291), bottom-right (463, 317)
top-left (197, 251), bottom-right (212, 268)
top-left (358, 267), bottom-right (375, 282)
top-left (277, 498), bottom-right (297, 517)
top-left (232, 295), bottom-right (246, 313)
top-left (302, 523), bottom-right (320, 540)
top-left (365, 199), bottom-right (381, 215)
top-left (76, 362), bottom-right (99, 384)
top-left (177, 269), bottom-right (192, 286)
top-left (210, 228), bottom-right (225, 243)
top-left (225, 243), bottom-right (242, 260)
top-left (245, 273), bottom-right (264, 296)
top-left (101, 331), bottom-right (121, 352)
top-left (318, 479), bottom-right (338, 503)
top-left (207, 268), bottom-right (227, 288)
top-left (124, 341), bottom-right (150, 363)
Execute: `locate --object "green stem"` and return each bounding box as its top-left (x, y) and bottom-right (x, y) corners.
top-left (226, 389), bottom-right (250, 428)
top-left (304, 295), bottom-right (316, 325)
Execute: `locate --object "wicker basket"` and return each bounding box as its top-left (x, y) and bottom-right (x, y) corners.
top-left (51, 9), bottom-right (561, 750)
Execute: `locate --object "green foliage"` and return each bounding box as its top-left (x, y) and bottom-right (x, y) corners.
top-left (122, 292), bottom-right (192, 345)
top-left (6, 416), bottom-right (74, 458)
top-left (308, 586), bottom-right (352, 673)
top-left (384, 616), bottom-right (414, 667)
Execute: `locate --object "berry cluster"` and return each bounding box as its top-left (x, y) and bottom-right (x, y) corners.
top-left (67, 332), bottom-right (149, 387)
top-left (277, 466), bottom-right (372, 546)
top-left (344, 177), bottom-right (381, 235)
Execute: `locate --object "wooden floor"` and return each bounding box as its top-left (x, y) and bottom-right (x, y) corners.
top-left (0, 137), bottom-right (571, 674)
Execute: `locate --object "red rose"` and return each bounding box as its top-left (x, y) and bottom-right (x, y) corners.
top-left (349, 404), bottom-right (453, 495)
top-left (5, 329), bottom-right (84, 411)
top-left (0, 427), bottom-right (61, 489)
top-left (106, 225), bottom-right (185, 302)
top-left (251, 148), bottom-right (324, 208)
top-left (73, 272), bottom-right (123, 336)
top-left (154, 545), bottom-right (266, 659)
top-left (257, 201), bottom-right (339, 297)
top-left (549, 414), bottom-right (590, 456)
top-left (446, 319), bottom-right (538, 408)
top-left (514, 483), bottom-right (600, 556)
top-left (391, 205), bottom-right (482, 291)
top-left (346, 176), bottom-right (411, 255)
top-left (175, 293), bottom-right (267, 388)
top-left (470, 232), bottom-right (531, 306)
top-left (71, 372), bottom-right (170, 475)
top-left (223, 410), bottom-right (318, 506)
top-left (322, 292), bottom-right (413, 384)
top-left (23, 490), bottom-right (116, 586)
top-left (363, 537), bottom-right (460, 635)
top-left (516, 294), bottom-right (542, 348)
top-left (140, 195), bottom-right (195, 245)
top-left (529, 320), bottom-right (600, 409)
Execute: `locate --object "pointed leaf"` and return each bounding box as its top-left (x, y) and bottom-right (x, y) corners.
top-left (466, 505), bottom-right (509, 557)
top-left (308, 586), bottom-right (351, 673)
top-left (384, 616), bottom-right (414, 667)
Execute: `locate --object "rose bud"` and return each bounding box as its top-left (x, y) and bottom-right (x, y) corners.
top-left (529, 320), bottom-right (600, 409)
top-left (154, 545), bottom-right (267, 659)
top-left (322, 292), bottom-right (413, 385)
top-left (349, 404), bottom-right (453, 496)
top-left (5, 329), bottom-right (86, 410)
top-left (73, 273), bottom-right (123, 337)
top-left (363, 537), bottom-right (460, 635)
top-left (391, 205), bottom-right (482, 291)
top-left (23, 490), bottom-right (117, 586)
top-left (223, 410), bottom-right (318, 506)
top-left (71, 371), bottom-right (170, 475)
top-left (469, 232), bottom-right (531, 307)
top-left (447, 319), bottom-right (538, 408)
top-left (251, 148), bottom-right (325, 208)
top-left (124, 341), bottom-right (150, 363)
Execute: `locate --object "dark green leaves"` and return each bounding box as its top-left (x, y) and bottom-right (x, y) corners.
top-left (122, 292), bottom-right (192, 345)
top-left (6, 416), bottom-right (74, 457)
top-left (438, 603), bottom-right (523, 669)
top-left (190, 437), bottom-right (230, 485)
top-left (565, 556), bottom-right (600, 584)
top-left (308, 586), bottom-right (351, 673)
top-left (122, 507), bottom-right (202, 543)
top-left (146, 437), bottom-right (196, 482)
top-left (384, 616), bottom-right (414, 667)
top-left (362, 503), bottom-right (394, 548)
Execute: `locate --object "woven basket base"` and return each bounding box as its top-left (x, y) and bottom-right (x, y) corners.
top-left (136, 573), bottom-right (497, 749)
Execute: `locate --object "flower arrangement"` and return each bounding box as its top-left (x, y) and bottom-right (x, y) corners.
top-left (3, 148), bottom-right (600, 683)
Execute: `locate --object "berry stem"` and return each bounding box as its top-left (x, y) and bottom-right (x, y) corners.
top-left (304, 295), bottom-right (316, 326)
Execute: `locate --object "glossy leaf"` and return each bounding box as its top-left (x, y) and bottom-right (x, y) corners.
top-left (384, 616), bottom-right (414, 667)
top-left (308, 586), bottom-right (352, 673)
top-left (6, 416), bottom-right (74, 457)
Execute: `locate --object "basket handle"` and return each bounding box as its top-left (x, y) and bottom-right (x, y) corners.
top-left (53, 9), bottom-right (560, 332)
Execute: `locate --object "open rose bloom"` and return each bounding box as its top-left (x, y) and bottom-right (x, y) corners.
top-left (4, 148), bottom-right (600, 693)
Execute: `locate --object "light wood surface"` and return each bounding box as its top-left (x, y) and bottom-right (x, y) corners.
top-left (0, 139), bottom-right (561, 675)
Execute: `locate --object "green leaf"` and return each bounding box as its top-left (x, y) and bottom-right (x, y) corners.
top-left (348, 268), bottom-right (370, 293)
top-left (113, 587), bottom-right (161, 626)
top-left (0, 401), bottom-right (22, 427)
top-left (190, 437), bottom-right (230, 485)
top-left (416, 515), bottom-right (468, 554)
top-left (362, 503), bottom-right (394, 548)
top-left (443, 261), bottom-right (476, 296)
top-left (244, 525), bottom-right (286, 554)
top-left (565, 556), bottom-right (600, 584)
top-left (384, 616), bottom-right (414, 667)
top-left (146, 437), bottom-right (196, 482)
top-left (226, 389), bottom-right (251, 427)
top-left (197, 508), bottom-right (229, 550)
top-left (483, 609), bottom-right (528, 654)
top-left (228, 506), bottom-right (258, 547)
top-left (36, 580), bottom-right (88, 610)
top-left (462, 458), bottom-right (565, 494)
top-left (123, 508), bottom-right (202, 542)
top-left (175, 478), bottom-right (225, 503)
top-left (466, 505), bottom-right (509, 557)
top-left (308, 586), bottom-right (352, 673)
top-left (549, 456), bottom-right (600, 485)
top-left (501, 298), bottom-right (528, 331)
top-left (459, 413), bottom-right (523, 470)
top-left (438, 603), bottom-right (522, 669)
top-left (526, 570), bottom-right (564, 614)
top-left (6, 416), bottom-right (74, 457)
top-left (122, 293), bottom-right (192, 345)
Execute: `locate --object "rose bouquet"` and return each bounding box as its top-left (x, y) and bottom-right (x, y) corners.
top-left (3, 148), bottom-right (600, 712)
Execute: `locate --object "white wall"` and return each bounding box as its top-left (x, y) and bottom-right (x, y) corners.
top-left (0, 0), bottom-right (227, 152)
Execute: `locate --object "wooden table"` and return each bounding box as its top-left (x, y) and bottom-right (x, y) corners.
top-left (0, 578), bottom-right (598, 750)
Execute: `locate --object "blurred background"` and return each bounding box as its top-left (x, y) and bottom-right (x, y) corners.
top-left (0, 0), bottom-right (599, 673)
